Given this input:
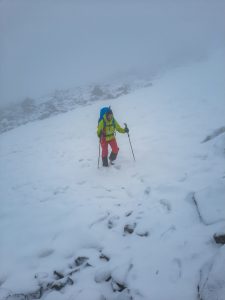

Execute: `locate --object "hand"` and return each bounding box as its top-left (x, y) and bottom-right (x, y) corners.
top-left (124, 126), bottom-right (129, 133)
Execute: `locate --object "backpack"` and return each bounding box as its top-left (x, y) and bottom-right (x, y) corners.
top-left (98, 107), bottom-right (110, 124)
top-left (98, 106), bottom-right (115, 129)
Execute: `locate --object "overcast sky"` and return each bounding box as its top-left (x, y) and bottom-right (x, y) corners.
top-left (0, 0), bottom-right (225, 107)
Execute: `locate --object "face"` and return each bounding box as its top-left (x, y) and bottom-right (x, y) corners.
top-left (106, 113), bottom-right (113, 120)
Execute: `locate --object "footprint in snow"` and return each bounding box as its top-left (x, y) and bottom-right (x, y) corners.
top-left (160, 225), bottom-right (176, 239)
top-left (125, 211), bottom-right (133, 217)
top-left (159, 199), bottom-right (172, 213)
top-left (144, 186), bottom-right (151, 196)
top-left (53, 186), bottom-right (69, 195)
top-left (170, 258), bottom-right (182, 282)
top-left (89, 213), bottom-right (110, 228)
top-left (108, 216), bottom-right (120, 229)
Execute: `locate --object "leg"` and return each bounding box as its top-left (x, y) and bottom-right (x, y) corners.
top-left (109, 138), bottom-right (119, 162)
top-left (101, 137), bottom-right (109, 166)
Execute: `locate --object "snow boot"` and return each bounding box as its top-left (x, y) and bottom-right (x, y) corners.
top-left (102, 156), bottom-right (109, 167)
top-left (109, 152), bottom-right (117, 164)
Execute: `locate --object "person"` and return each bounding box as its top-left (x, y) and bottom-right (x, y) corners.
top-left (97, 107), bottom-right (129, 167)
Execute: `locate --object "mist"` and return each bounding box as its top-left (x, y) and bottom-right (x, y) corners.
top-left (0, 0), bottom-right (225, 107)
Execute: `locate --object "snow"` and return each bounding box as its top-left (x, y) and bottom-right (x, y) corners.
top-left (194, 183), bottom-right (225, 225)
top-left (0, 49), bottom-right (225, 300)
top-left (199, 245), bottom-right (225, 300)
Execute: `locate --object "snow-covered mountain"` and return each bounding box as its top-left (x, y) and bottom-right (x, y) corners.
top-left (0, 49), bottom-right (225, 300)
top-left (0, 79), bottom-right (152, 134)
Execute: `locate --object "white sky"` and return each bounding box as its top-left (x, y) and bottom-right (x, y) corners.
top-left (0, 0), bottom-right (225, 106)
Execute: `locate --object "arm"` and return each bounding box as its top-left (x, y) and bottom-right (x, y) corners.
top-left (114, 119), bottom-right (126, 133)
top-left (97, 120), bottom-right (104, 138)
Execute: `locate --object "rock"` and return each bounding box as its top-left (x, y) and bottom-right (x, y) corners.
top-left (113, 290), bottom-right (133, 300)
top-left (214, 233), bottom-right (225, 244)
top-left (53, 270), bottom-right (64, 279)
top-left (5, 295), bottom-right (27, 300)
top-left (136, 231), bottom-right (149, 237)
top-left (111, 263), bottom-right (133, 292)
top-left (5, 288), bottom-right (43, 300)
top-left (75, 256), bottom-right (89, 267)
top-left (111, 280), bottom-right (127, 292)
top-left (49, 277), bottom-right (73, 291)
top-left (124, 223), bottom-right (136, 234)
top-left (99, 253), bottom-right (110, 262)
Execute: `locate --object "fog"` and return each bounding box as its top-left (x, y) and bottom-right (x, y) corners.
top-left (0, 0), bottom-right (225, 107)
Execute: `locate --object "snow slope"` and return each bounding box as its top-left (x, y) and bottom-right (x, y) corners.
top-left (0, 49), bottom-right (225, 300)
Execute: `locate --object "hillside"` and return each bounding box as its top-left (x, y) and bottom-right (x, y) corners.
top-left (0, 49), bottom-right (225, 300)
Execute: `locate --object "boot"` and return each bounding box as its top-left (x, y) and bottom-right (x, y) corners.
top-left (109, 152), bottom-right (117, 163)
top-left (102, 156), bottom-right (109, 167)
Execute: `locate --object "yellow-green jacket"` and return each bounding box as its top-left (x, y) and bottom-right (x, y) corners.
top-left (97, 115), bottom-right (125, 141)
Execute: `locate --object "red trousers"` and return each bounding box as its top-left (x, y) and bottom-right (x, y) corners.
top-left (101, 137), bottom-right (119, 158)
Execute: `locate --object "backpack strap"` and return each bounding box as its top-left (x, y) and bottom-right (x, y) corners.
top-left (103, 118), bottom-right (115, 128)
top-left (102, 118), bottom-right (116, 137)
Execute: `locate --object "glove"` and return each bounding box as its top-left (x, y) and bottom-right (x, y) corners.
top-left (124, 126), bottom-right (129, 133)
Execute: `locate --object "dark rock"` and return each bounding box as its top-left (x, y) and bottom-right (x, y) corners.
top-left (68, 267), bottom-right (80, 276)
top-left (84, 262), bottom-right (93, 268)
top-left (99, 253), bottom-right (110, 262)
top-left (49, 277), bottom-right (73, 291)
top-left (6, 294), bottom-right (27, 300)
top-left (53, 270), bottom-right (64, 279)
top-left (136, 231), bottom-right (149, 237)
top-left (125, 211), bottom-right (133, 217)
top-left (6, 288), bottom-right (43, 300)
top-left (111, 280), bottom-right (127, 292)
top-left (75, 256), bottom-right (89, 267)
top-left (214, 233), bottom-right (225, 244)
top-left (27, 288), bottom-right (43, 299)
top-left (124, 223), bottom-right (136, 234)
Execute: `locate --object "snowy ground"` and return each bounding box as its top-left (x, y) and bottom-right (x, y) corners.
top-left (0, 49), bottom-right (225, 300)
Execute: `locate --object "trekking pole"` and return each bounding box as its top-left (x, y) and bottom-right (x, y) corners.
top-left (98, 137), bottom-right (101, 168)
top-left (124, 123), bottom-right (136, 161)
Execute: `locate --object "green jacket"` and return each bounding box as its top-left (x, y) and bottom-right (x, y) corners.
top-left (97, 115), bottom-right (125, 141)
